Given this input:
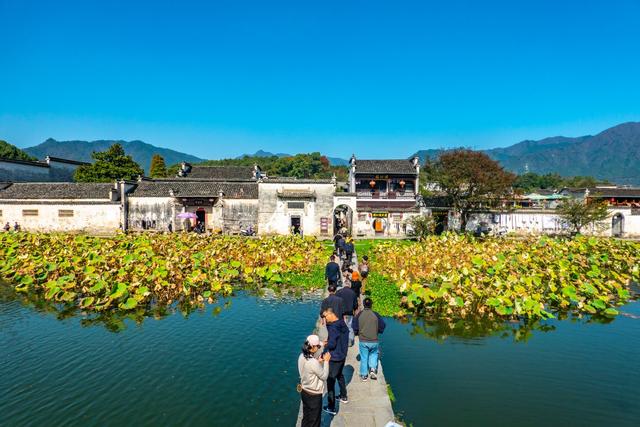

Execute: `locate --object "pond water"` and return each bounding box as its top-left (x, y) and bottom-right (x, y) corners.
top-left (1, 291), bottom-right (640, 427)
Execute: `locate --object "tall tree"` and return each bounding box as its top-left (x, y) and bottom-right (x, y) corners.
top-left (557, 198), bottom-right (609, 235)
top-left (424, 149), bottom-right (516, 231)
top-left (74, 143), bottom-right (144, 182)
top-left (0, 140), bottom-right (37, 161)
top-left (149, 154), bottom-right (168, 178)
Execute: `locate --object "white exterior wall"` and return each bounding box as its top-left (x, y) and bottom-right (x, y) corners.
top-left (467, 211), bottom-right (566, 234)
top-left (466, 208), bottom-right (640, 237)
top-left (597, 207), bottom-right (640, 237)
top-left (0, 202), bottom-right (120, 233)
top-left (258, 182), bottom-right (335, 236)
top-left (128, 197), bottom-right (175, 231)
top-left (355, 211), bottom-right (422, 237)
top-left (220, 199), bottom-right (259, 233)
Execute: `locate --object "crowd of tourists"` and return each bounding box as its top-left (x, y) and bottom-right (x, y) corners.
top-left (297, 236), bottom-right (385, 427)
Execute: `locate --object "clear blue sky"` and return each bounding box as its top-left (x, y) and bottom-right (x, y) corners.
top-left (1, 0), bottom-right (639, 159)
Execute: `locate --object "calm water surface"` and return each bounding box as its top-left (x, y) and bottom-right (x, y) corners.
top-left (1, 291), bottom-right (639, 427)
top-left (382, 300), bottom-right (640, 427)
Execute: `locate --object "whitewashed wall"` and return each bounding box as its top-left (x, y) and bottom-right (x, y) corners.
top-left (0, 202), bottom-right (120, 233)
top-left (128, 197), bottom-right (175, 231)
top-left (220, 199), bottom-right (259, 233)
top-left (355, 211), bottom-right (422, 237)
top-left (466, 208), bottom-right (640, 237)
top-left (258, 182), bottom-right (335, 236)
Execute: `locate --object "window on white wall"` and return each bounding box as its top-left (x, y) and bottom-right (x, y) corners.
top-left (58, 210), bottom-right (74, 217)
top-left (22, 209), bottom-right (38, 216)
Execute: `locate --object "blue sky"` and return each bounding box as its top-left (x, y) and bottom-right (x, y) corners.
top-left (1, 0), bottom-right (639, 159)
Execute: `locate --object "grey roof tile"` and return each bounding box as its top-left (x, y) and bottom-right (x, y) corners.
top-left (356, 160), bottom-right (417, 175)
top-left (183, 166), bottom-right (257, 180)
top-left (131, 181), bottom-right (258, 199)
top-left (0, 182), bottom-right (115, 199)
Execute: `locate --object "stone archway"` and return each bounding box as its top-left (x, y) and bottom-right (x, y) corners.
top-left (612, 213), bottom-right (624, 237)
top-left (333, 205), bottom-right (353, 236)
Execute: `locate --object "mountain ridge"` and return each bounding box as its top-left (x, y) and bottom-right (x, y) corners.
top-left (412, 122), bottom-right (640, 185)
top-left (19, 121), bottom-right (640, 184)
top-left (24, 139), bottom-right (205, 174)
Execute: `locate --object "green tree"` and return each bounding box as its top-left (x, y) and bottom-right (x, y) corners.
top-left (513, 172), bottom-right (563, 192)
top-left (557, 198), bottom-right (610, 235)
top-left (0, 140), bottom-right (37, 161)
top-left (186, 151), bottom-right (345, 179)
top-left (407, 215), bottom-right (436, 239)
top-left (149, 154), bottom-right (168, 178)
top-left (424, 149), bottom-right (516, 232)
top-left (74, 143), bottom-right (144, 182)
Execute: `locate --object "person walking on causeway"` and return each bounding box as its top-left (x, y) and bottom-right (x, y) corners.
top-left (353, 297), bottom-right (386, 381)
top-left (321, 307), bottom-right (350, 415)
top-left (298, 334), bottom-right (331, 427)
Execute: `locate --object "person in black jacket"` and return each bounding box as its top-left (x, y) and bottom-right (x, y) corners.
top-left (336, 283), bottom-right (358, 346)
top-left (319, 284), bottom-right (345, 320)
top-left (321, 307), bottom-right (350, 415)
top-left (324, 255), bottom-right (341, 286)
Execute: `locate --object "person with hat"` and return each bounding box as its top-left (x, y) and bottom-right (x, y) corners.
top-left (298, 334), bottom-right (331, 427)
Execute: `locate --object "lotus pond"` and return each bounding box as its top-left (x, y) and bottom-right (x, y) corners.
top-left (2, 233), bottom-right (640, 426)
top-left (1, 286), bottom-right (639, 427)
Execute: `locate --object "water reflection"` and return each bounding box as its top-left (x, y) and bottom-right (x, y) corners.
top-left (396, 310), bottom-right (630, 343)
top-left (0, 283), bottom-right (323, 333)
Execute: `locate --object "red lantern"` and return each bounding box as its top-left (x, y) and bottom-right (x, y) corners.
top-left (369, 180), bottom-right (376, 188)
top-left (399, 180), bottom-right (405, 188)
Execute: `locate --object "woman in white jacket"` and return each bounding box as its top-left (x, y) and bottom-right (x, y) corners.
top-left (298, 334), bottom-right (331, 427)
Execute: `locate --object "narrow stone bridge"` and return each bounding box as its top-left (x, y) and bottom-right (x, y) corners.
top-left (297, 251), bottom-right (395, 427)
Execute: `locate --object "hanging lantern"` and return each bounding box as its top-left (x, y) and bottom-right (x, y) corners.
top-left (399, 180), bottom-right (406, 188)
top-left (369, 180), bottom-right (376, 188)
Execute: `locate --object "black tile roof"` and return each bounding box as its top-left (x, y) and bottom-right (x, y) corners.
top-left (587, 187), bottom-right (640, 198)
top-left (131, 181), bottom-right (258, 199)
top-left (267, 177), bottom-right (334, 184)
top-left (0, 182), bottom-right (115, 199)
top-left (356, 159), bottom-right (417, 175)
top-left (46, 156), bottom-right (90, 166)
top-left (0, 157), bottom-right (49, 168)
top-left (183, 166), bottom-right (257, 180)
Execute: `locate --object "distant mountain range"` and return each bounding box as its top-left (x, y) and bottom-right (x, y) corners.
top-left (24, 139), bottom-right (205, 173)
top-left (14, 121), bottom-right (640, 184)
top-left (412, 122), bottom-right (640, 185)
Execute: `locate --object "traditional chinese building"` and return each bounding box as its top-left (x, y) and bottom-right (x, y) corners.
top-left (346, 155), bottom-right (423, 237)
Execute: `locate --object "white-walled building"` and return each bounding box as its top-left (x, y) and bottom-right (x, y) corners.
top-left (0, 182), bottom-right (122, 234)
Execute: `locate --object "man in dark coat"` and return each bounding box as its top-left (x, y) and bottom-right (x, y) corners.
top-left (321, 307), bottom-right (350, 414)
